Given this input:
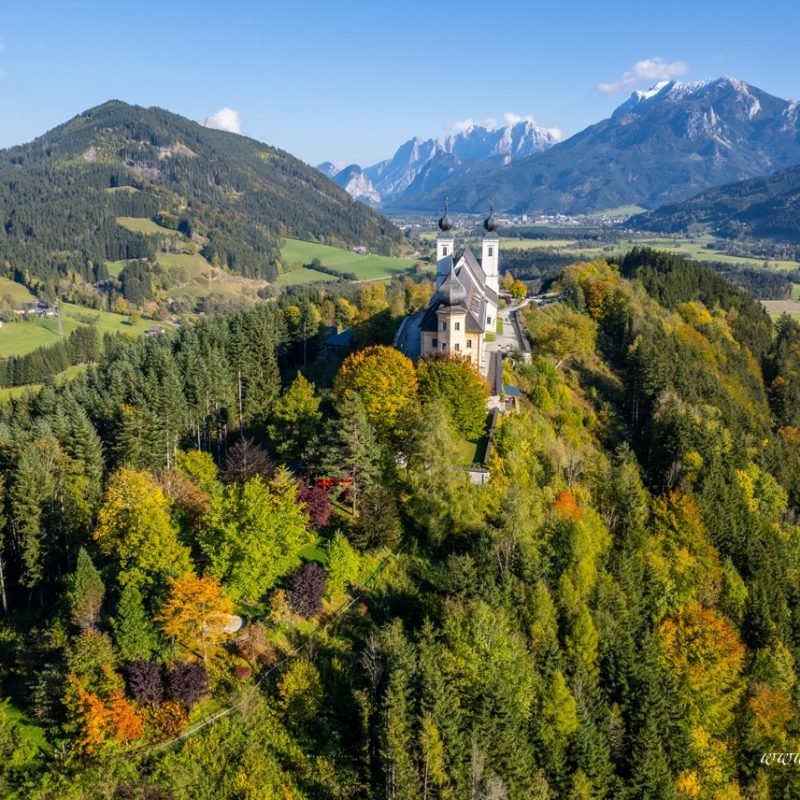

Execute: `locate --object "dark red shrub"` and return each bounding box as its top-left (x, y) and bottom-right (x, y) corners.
top-left (286, 562), bottom-right (327, 617)
top-left (297, 481), bottom-right (331, 528)
top-left (126, 660), bottom-right (163, 707)
top-left (166, 660), bottom-right (210, 710)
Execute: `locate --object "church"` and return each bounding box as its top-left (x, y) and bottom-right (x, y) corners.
top-left (418, 202), bottom-right (500, 372)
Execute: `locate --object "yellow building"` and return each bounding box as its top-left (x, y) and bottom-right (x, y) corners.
top-left (419, 202), bottom-right (500, 371)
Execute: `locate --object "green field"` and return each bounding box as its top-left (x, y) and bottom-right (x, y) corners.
top-left (105, 186), bottom-right (139, 194)
top-left (280, 239), bottom-right (416, 282)
top-left (0, 364), bottom-right (89, 403)
top-left (586, 205), bottom-right (647, 218)
top-left (0, 276), bottom-right (37, 303)
top-left (277, 267), bottom-right (335, 286)
top-left (504, 238), bottom-right (577, 250)
top-left (0, 303), bottom-right (157, 358)
top-left (116, 216), bottom-right (175, 235)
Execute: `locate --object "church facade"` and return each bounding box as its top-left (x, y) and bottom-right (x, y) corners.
top-left (419, 203), bottom-right (500, 371)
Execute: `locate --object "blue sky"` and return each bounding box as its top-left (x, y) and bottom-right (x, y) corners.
top-left (1, 0), bottom-right (799, 166)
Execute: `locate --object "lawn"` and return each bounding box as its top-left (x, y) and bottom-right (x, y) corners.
top-left (0, 276), bottom-right (37, 303)
top-left (116, 216), bottom-right (175, 236)
top-left (0, 303), bottom-right (157, 358)
top-left (530, 234), bottom-right (800, 271)
top-left (281, 238), bottom-right (416, 281)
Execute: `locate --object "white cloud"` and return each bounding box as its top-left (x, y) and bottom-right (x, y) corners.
top-left (201, 107), bottom-right (242, 134)
top-left (598, 57), bottom-right (689, 95)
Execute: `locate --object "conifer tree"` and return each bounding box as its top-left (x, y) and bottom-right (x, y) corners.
top-left (322, 392), bottom-right (382, 514)
top-left (67, 548), bottom-right (105, 630)
top-left (111, 583), bottom-right (159, 663)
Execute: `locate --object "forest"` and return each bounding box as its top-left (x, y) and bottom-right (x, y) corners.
top-left (2, 248), bottom-right (800, 799)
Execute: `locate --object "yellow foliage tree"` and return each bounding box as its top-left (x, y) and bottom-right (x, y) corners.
top-left (93, 468), bottom-right (191, 588)
top-left (334, 345), bottom-right (418, 433)
top-left (158, 572), bottom-right (235, 663)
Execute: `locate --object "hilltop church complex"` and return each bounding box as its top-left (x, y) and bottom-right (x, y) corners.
top-left (418, 203), bottom-right (501, 368)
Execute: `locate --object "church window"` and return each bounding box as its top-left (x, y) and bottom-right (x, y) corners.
top-left (487, 316), bottom-right (492, 326)
top-left (442, 246), bottom-right (448, 256)
top-left (432, 338), bottom-right (438, 348)
top-left (441, 321), bottom-right (447, 332)
top-left (455, 321), bottom-right (460, 331)
top-left (467, 339), bottom-right (472, 348)
top-left (488, 247), bottom-right (493, 257)
top-left (455, 343), bottom-right (460, 352)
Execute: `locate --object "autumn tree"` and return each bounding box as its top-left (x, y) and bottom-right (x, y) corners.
top-left (659, 603), bottom-right (745, 736)
top-left (286, 562), bottom-right (327, 617)
top-left (524, 304), bottom-right (597, 368)
top-left (157, 572), bottom-right (234, 663)
top-left (93, 468), bottom-right (191, 589)
top-left (166, 661), bottom-right (210, 710)
top-left (334, 345), bottom-right (418, 434)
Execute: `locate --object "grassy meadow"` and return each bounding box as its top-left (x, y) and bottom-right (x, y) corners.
top-left (280, 238), bottom-right (416, 283)
top-left (0, 303), bottom-right (156, 358)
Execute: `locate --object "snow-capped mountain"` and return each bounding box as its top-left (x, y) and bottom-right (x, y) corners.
top-left (400, 77), bottom-right (800, 214)
top-left (318, 119), bottom-right (560, 206)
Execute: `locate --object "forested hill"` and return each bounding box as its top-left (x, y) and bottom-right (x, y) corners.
top-left (0, 100), bottom-right (401, 289)
top-left (5, 252), bottom-right (800, 797)
top-left (629, 163), bottom-right (800, 240)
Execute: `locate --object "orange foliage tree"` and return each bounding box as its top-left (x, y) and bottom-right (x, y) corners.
top-left (157, 572), bottom-right (235, 663)
top-left (69, 678), bottom-right (144, 755)
top-left (659, 602), bottom-right (745, 736)
top-left (554, 490), bottom-right (582, 521)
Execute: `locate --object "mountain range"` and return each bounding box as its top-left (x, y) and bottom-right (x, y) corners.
top-left (319, 119), bottom-right (560, 206)
top-left (629, 162), bottom-right (800, 240)
top-left (323, 78), bottom-right (800, 216)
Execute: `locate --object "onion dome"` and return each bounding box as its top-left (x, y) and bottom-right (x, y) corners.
top-left (483, 202), bottom-right (498, 232)
top-left (437, 262), bottom-right (467, 307)
top-left (438, 198), bottom-right (453, 232)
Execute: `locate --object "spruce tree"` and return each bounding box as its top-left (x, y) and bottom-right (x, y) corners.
top-left (67, 548), bottom-right (105, 630)
top-left (111, 583), bottom-right (159, 662)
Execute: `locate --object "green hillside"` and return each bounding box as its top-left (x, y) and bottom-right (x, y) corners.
top-left (0, 100), bottom-right (402, 305)
top-left (0, 303), bottom-right (155, 358)
top-left (3, 251), bottom-right (800, 798)
top-left (280, 238), bottom-right (416, 283)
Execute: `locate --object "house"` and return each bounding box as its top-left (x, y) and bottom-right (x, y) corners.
top-left (418, 202), bottom-right (500, 372)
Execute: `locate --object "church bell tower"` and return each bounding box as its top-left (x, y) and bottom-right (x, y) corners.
top-left (481, 203), bottom-right (499, 295)
top-left (436, 199), bottom-right (454, 290)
